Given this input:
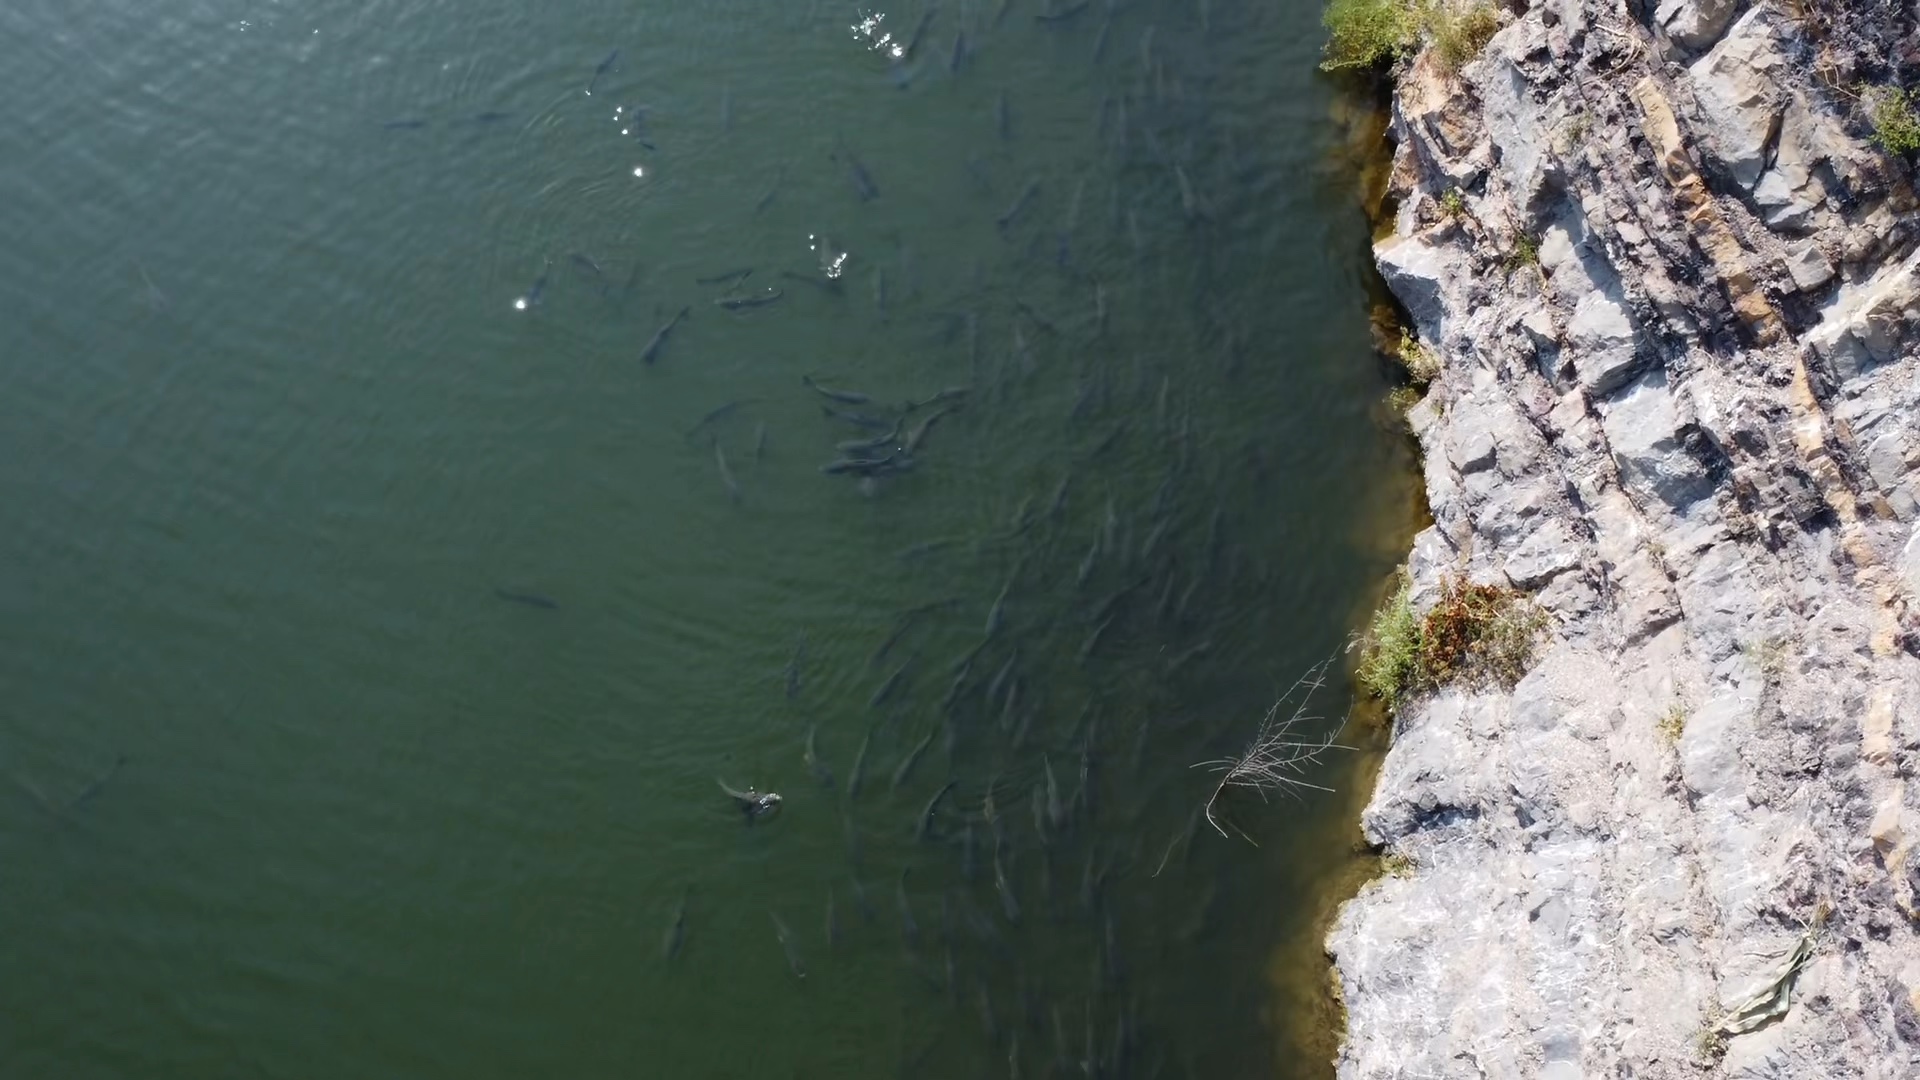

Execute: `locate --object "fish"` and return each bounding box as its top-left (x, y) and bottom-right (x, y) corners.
top-left (903, 5), bottom-right (940, 60)
top-left (493, 588), bottom-right (558, 610)
top-left (133, 260), bottom-right (170, 313)
top-left (1045, 755), bottom-right (1066, 829)
top-left (1047, 472), bottom-right (1073, 520)
top-left (686, 400), bottom-right (747, 442)
top-left (380, 118), bottom-right (427, 130)
top-left (984, 578), bottom-right (1011, 639)
top-left (1079, 614), bottom-right (1116, 663)
top-left (844, 812), bottom-right (864, 867)
top-left (1092, 15), bottom-right (1112, 61)
top-left (714, 289), bottom-right (783, 310)
top-left (915, 780), bottom-right (957, 842)
top-left (1030, 785), bottom-right (1049, 846)
top-left (820, 453), bottom-right (914, 477)
top-left (639, 306), bottom-right (691, 364)
top-left (803, 374), bottom-right (873, 405)
top-left (695, 267), bottom-right (754, 285)
top-left (847, 726), bottom-right (874, 800)
top-left (891, 727), bottom-right (937, 790)
top-left (897, 870), bottom-right (921, 944)
top-left (1036, 0), bottom-right (1091, 21)
top-left (754, 167), bottom-right (785, 213)
top-left (993, 848), bottom-right (1020, 922)
top-left (997, 178), bottom-right (1040, 231)
top-left (820, 405), bottom-right (895, 431)
top-left (868, 655), bottom-right (916, 710)
top-left (1010, 701), bottom-right (1033, 749)
top-left (1094, 282), bottom-right (1108, 335)
top-left (986, 650), bottom-right (1018, 707)
top-left (999, 678), bottom-right (1022, 734)
top-left (715, 441), bottom-right (741, 504)
top-left (826, 885), bottom-right (841, 947)
top-left (513, 274), bottom-right (547, 311)
top-left (1077, 533), bottom-right (1101, 587)
top-left (717, 778), bottom-right (783, 822)
top-left (785, 634), bottom-right (806, 699)
top-left (663, 886), bottom-right (689, 960)
top-left (996, 92), bottom-right (1011, 140)
top-left (566, 253), bottom-right (604, 282)
top-left (938, 663), bottom-right (971, 714)
top-left (833, 140), bottom-right (880, 200)
top-left (770, 911), bottom-right (807, 979)
top-left (587, 49), bottom-right (619, 95)
top-left (1173, 162), bottom-right (1205, 221)
top-left (977, 985), bottom-right (999, 1042)
top-left (1139, 25), bottom-right (1156, 72)
top-left (1139, 517), bottom-right (1171, 561)
top-left (68, 755), bottom-right (126, 812)
top-left (866, 603), bottom-right (923, 666)
top-left (1088, 419), bottom-right (1129, 459)
top-left (753, 422), bottom-right (768, 462)
top-left (948, 31), bottom-right (968, 74)
top-left (993, 0), bottom-right (1014, 28)
top-left (850, 876), bottom-right (877, 923)
top-left (901, 406), bottom-right (954, 456)
top-left (804, 724), bottom-right (835, 787)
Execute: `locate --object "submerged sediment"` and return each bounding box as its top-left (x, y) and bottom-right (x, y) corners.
top-left (1329, 1), bottom-right (1920, 1076)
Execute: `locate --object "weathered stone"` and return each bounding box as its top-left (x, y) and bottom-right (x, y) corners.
top-left (1687, 9), bottom-right (1787, 190)
top-left (1601, 372), bottom-right (1715, 509)
top-left (1655, 0), bottom-right (1740, 51)
top-left (1784, 241), bottom-right (1836, 293)
top-left (1566, 290), bottom-right (1642, 393)
top-left (1375, 233), bottom-right (1454, 340)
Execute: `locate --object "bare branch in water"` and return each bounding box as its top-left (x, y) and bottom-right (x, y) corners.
top-left (1193, 656), bottom-right (1348, 842)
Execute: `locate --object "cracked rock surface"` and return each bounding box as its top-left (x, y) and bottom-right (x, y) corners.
top-left (1327, 2), bottom-right (1920, 1076)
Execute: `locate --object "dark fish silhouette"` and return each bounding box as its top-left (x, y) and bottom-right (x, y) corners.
top-left (381, 118), bottom-right (427, 130)
top-left (68, 755), bottom-right (127, 812)
top-left (868, 655), bottom-right (915, 710)
top-left (804, 724), bottom-right (835, 787)
top-left (770, 911), bottom-right (807, 979)
top-left (663, 887), bottom-right (689, 960)
top-left (948, 31), bottom-right (968, 73)
top-left (897, 870), bottom-right (920, 944)
top-left (997, 178), bottom-right (1040, 230)
top-left (820, 405), bottom-right (895, 431)
top-left (472, 111), bottom-right (512, 124)
top-left (785, 634), bottom-right (806, 699)
top-left (846, 726), bottom-right (874, 799)
top-left (715, 441), bottom-right (741, 504)
top-left (686, 400), bottom-right (747, 441)
top-left (715, 289), bottom-right (782, 310)
top-left (640, 306), bottom-right (690, 364)
top-left (915, 780), bottom-right (956, 842)
top-left (569, 253), bottom-right (604, 279)
top-left (802, 374), bottom-right (872, 405)
top-left (833, 141), bottom-right (879, 200)
top-left (1036, 0), bottom-right (1090, 22)
top-left (587, 49), bottom-right (619, 96)
top-left (755, 167), bottom-right (785, 213)
top-left (891, 727), bottom-right (936, 789)
top-left (493, 588), bottom-right (558, 610)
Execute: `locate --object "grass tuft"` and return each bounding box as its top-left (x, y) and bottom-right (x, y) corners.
top-left (1869, 86), bottom-right (1920, 154)
top-left (1358, 573), bottom-right (1550, 714)
top-left (1657, 702), bottom-right (1688, 744)
top-left (1322, 0), bottom-right (1500, 75)
top-left (1398, 328), bottom-right (1442, 383)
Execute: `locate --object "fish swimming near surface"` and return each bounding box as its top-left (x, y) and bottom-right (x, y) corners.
top-left (718, 778), bottom-right (783, 822)
top-left (820, 453), bottom-right (913, 477)
top-left (68, 755), bottom-right (127, 812)
top-left (996, 92), bottom-right (1011, 140)
top-left (785, 634), bottom-right (806, 699)
top-left (586, 48), bottom-right (619, 95)
top-left (948, 31), bottom-right (968, 73)
top-left (850, 876), bottom-right (877, 924)
top-left (662, 886), bottom-right (690, 960)
top-left (640, 306), bottom-right (691, 364)
top-left (1045, 755), bottom-right (1067, 829)
top-left (802, 374), bottom-right (872, 405)
top-left (997, 178), bottom-right (1040, 231)
top-left (804, 724), bottom-right (835, 787)
top-left (906, 386), bottom-right (969, 410)
top-left (686, 400), bottom-right (747, 442)
top-left (820, 404), bottom-right (896, 432)
top-left (770, 911), bottom-right (807, 979)
top-left (833, 140), bottom-right (880, 201)
top-left (984, 578), bottom-right (1011, 639)
top-left (714, 289), bottom-right (782, 310)
top-left (472, 110), bottom-right (513, 124)
top-left (903, 406), bottom-right (954, 455)
top-left (847, 726), bottom-right (874, 799)
top-left (381, 118), bottom-right (428, 130)
top-left (755, 167), bottom-right (785, 213)
top-left (891, 726), bottom-right (937, 790)
top-left (903, 5), bottom-right (939, 60)
top-left (493, 588), bottom-right (558, 610)
top-left (1091, 15), bottom-right (1112, 61)
top-left (915, 780), bottom-right (957, 842)
top-left (715, 441), bottom-right (741, 504)
top-left (868, 655), bottom-right (915, 710)
top-left (994, 848), bottom-right (1021, 922)
top-left (897, 870), bottom-right (921, 945)
top-left (753, 422), bottom-right (768, 462)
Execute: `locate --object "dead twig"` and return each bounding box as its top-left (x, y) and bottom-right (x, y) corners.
top-left (1192, 657), bottom-right (1349, 842)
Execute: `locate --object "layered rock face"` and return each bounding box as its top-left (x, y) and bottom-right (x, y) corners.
top-left (1327, 2), bottom-right (1920, 1076)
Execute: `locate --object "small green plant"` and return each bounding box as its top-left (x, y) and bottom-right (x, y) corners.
top-left (1695, 1026), bottom-right (1728, 1062)
top-left (1741, 636), bottom-right (1790, 678)
top-left (1386, 384), bottom-right (1424, 416)
top-left (1438, 187), bottom-right (1468, 219)
top-left (1503, 229), bottom-right (1541, 274)
top-left (1380, 851), bottom-right (1416, 878)
top-left (1321, 0), bottom-right (1418, 71)
top-left (1430, 1), bottom-right (1501, 74)
top-left (1358, 572), bottom-right (1550, 714)
top-left (1657, 703), bottom-right (1688, 744)
top-left (1397, 328), bottom-right (1442, 383)
top-left (1869, 87), bottom-right (1920, 154)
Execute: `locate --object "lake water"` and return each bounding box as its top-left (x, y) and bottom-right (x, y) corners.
top-left (0, 0), bottom-right (1413, 1076)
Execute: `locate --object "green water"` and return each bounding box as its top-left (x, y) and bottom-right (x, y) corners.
top-left (0, 0), bottom-right (1409, 1076)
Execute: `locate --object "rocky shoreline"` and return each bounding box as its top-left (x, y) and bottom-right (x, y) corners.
top-left (1325, 1), bottom-right (1920, 1076)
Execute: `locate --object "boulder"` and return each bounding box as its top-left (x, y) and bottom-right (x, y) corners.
top-left (1600, 372), bottom-right (1716, 510)
top-left (1686, 8), bottom-right (1786, 189)
top-left (1654, 0), bottom-right (1741, 51)
top-left (1566, 290), bottom-right (1642, 394)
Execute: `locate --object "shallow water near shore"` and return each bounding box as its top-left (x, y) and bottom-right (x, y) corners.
top-left (0, 0), bottom-right (1409, 1075)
